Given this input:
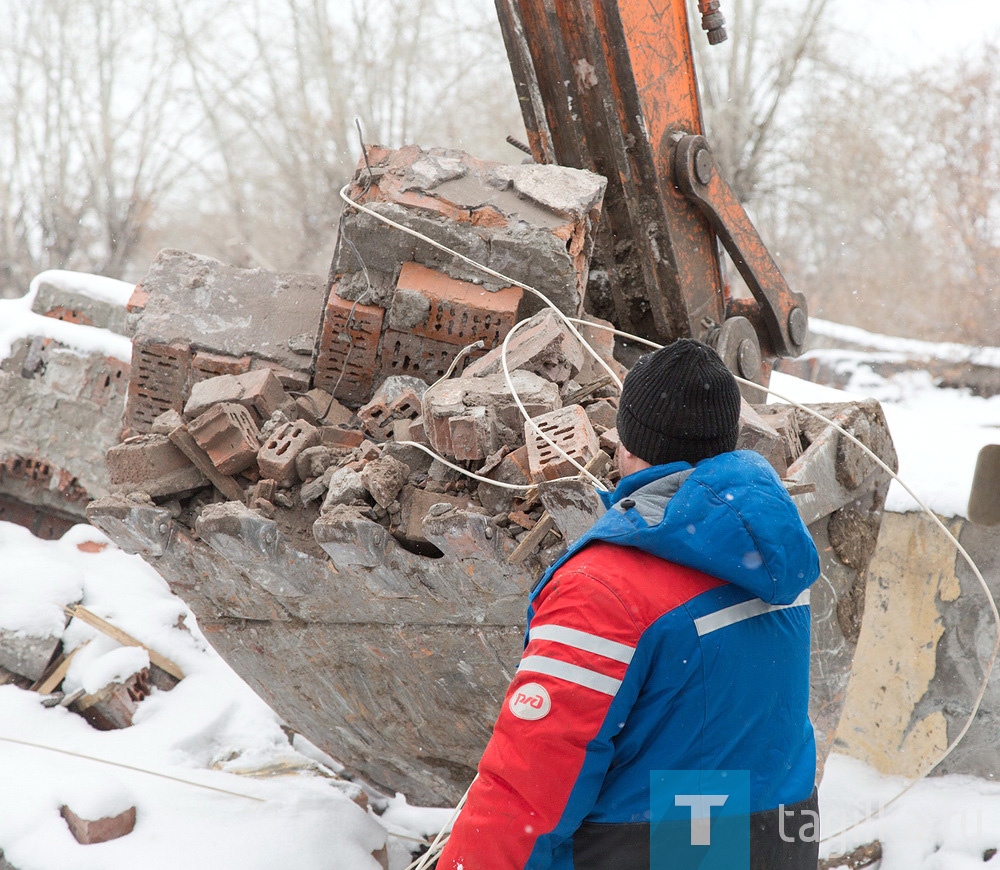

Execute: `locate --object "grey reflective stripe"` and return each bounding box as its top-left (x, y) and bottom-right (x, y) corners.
top-left (694, 589), bottom-right (811, 636)
top-left (517, 655), bottom-right (622, 696)
top-left (528, 624), bottom-right (636, 664)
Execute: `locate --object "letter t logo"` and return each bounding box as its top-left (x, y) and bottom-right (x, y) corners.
top-left (675, 794), bottom-right (729, 846)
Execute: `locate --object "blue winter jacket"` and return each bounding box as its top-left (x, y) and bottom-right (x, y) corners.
top-left (438, 449), bottom-right (821, 870)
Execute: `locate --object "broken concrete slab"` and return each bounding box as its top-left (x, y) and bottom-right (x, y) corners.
top-left (464, 309), bottom-right (584, 384)
top-left (129, 249), bottom-right (326, 376)
top-left (31, 275), bottom-right (130, 336)
top-left (336, 144), bottom-right (606, 319)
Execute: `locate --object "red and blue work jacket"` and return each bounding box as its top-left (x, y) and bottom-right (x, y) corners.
top-left (438, 450), bottom-right (821, 869)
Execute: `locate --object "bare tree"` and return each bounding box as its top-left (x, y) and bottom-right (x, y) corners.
top-left (167, 0), bottom-right (523, 275)
top-left (0, 0), bottom-right (203, 295)
top-left (770, 45), bottom-right (1000, 345)
top-left (691, 0), bottom-right (837, 205)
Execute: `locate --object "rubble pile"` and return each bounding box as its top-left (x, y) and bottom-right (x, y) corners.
top-left (82, 143), bottom-right (871, 804)
top-left (105, 301), bottom-right (628, 568)
top-left (99, 145), bottom-right (631, 571)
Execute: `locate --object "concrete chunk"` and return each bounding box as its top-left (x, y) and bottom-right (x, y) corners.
top-left (360, 456), bottom-right (410, 508)
top-left (464, 309), bottom-right (584, 384)
top-left (423, 371), bottom-right (561, 459)
top-left (131, 249), bottom-right (325, 375)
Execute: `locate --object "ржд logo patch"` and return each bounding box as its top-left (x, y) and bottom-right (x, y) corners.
top-left (508, 683), bottom-right (551, 720)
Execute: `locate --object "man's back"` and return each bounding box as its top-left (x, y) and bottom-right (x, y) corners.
top-left (438, 451), bottom-right (820, 870)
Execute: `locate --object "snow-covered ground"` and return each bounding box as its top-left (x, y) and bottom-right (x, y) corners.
top-left (1, 287), bottom-right (998, 867)
top-left (0, 522), bottom-right (449, 870)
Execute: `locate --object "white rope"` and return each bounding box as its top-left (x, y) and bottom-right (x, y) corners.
top-left (0, 735), bottom-right (265, 801)
top-left (499, 318), bottom-right (608, 491)
top-left (338, 172), bottom-right (999, 854)
top-left (405, 780), bottom-right (474, 870)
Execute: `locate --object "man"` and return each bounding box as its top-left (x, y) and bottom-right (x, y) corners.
top-left (437, 338), bottom-right (821, 870)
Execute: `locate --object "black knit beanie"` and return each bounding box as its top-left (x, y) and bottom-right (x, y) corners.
top-left (616, 338), bottom-right (741, 466)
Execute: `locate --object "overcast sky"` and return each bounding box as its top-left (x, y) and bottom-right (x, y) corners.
top-left (833, 0), bottom-right (999, 72)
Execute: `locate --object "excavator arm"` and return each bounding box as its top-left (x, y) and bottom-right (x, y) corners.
top-left (495, 0), bottom-right (808, 389)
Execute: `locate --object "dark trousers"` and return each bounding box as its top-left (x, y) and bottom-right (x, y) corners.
top-left (572, 790), bottom-right (820, 870)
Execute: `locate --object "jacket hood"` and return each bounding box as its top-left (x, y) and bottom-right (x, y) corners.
top-left (591, 450), bottom-right (820, 604)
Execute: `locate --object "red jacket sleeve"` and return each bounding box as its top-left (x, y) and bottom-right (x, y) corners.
top-left (436, 569), bottom-right (642, 870)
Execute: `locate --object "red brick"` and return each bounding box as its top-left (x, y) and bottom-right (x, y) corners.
top-left (525, 404), bottom-right (600, 481)
top-left (258, 420), bottom-right (320, 486)
top-left (250, 361), bottom-right (311, 394)
top-left (319, 426), bottom-right (365, 450)
top-left (599, 427), bottom-right (621, 455)
top-left (394, 262), bottom-right (522, 350)
top-left (447, 407), bottom-right (496, 461)
top-left (314, 292), bottom-right (385, 404)
top-left (407, 416), bottom-right (428, 444)
top-left (191, 351), bottom-right (252, 380)
top-left (185, 369), bottom-right (287, 421)
top-left (188, 403), bottom-right (261, 476)
top-left (379, 329), bottom-right (461, 385)
top-left (124, 338), bottom-right (192, 433)
top-left (295, 389), bottom-right (353, 426)
top-left (125, 282), bottom-right (147, 315)
top-left (358, 387), bottom-right (423, 440)
top-left (106, 434), bottom-right (207, 497)
top-left (61, 804), bottom-right (136, 845)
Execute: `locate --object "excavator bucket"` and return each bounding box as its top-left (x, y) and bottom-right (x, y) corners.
top-left (969, 444), bottom-right (1000, 526)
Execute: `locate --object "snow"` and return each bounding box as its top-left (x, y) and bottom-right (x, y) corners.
top-left (0, 523), bottom-right (391, 870)
top-left (820, 754), bottom-right (1000, 869)
top-left (68, 645), bottom-right (150, 696)
top-left (810, 318), bottom-right (1000, 369)
top-left (0, 312), bottom-right (997, 868)
top-left (0, 525), bottom-right (84, 637)
top-left (0, 271), bottom-right (133, 364)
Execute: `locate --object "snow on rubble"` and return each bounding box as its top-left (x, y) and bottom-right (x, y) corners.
top-left (0, 271), bottom-right (133, 364)
top-left (0, 521), bottom-right (410, 870)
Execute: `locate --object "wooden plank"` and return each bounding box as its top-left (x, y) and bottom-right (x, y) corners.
top-left (511, 451), bottom-right (613, 565)
top-left (168, 424), bottom-right (245, 502)
top-left (31, 639), bottom-right (91, 694)
top-left (510, 513), bottom-right (556, 565)
top-left (64, 604), bottom-right (184, 680)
